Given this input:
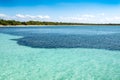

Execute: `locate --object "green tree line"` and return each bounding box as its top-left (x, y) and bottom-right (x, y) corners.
top-left (1, 19), bottom-right (120, 26)
top-left (0, 19), bottom-right (84, 25)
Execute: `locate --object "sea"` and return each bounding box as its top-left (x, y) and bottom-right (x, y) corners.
top-left (0, 26), bottom-right (120, 80)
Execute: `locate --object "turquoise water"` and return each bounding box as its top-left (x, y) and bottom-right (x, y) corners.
top-left (0, 26), bottom-right (120, 80)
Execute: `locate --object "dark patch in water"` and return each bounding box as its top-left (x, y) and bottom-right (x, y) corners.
top-left (1, 26), bottom-right (120, 50)
top-left (13, 33), bottom-right (120, 50)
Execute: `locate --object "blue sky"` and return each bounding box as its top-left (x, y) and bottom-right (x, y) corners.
top-left (0, 0), bottom-right (120, 23)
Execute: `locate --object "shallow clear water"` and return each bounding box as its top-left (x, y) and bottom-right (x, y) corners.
top-left (0, 26), bottom-right (120, 80)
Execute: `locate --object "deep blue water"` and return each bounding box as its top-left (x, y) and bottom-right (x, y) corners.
top-left (0, 26), bottom-right (120, 50)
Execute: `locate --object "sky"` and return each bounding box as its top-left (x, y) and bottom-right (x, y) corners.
top-left (0, 0), bottom-right (120, 23)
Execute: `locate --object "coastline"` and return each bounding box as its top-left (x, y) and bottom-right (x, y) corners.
top-left (1, 24), bottom-right (120, 27)
top-left (0, 25), bottom-right (93, 27)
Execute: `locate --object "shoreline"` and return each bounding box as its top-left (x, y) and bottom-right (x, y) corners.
top-left (0, 24), bottom-right (120, 27)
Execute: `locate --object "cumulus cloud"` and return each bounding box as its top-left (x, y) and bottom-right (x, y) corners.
top-left (16, 14), bottom-right (26, 18)
top-left (16, 14), bottom-right (50, 19)
top-left (60, 14), bottom-right (96, 22)
top-left (1, 13), bottom-right (120, 23)
top-left (0, 13), bottom-right (50, 21)
top-left (104, 16), bottom-right (120, 23)
top-left (59, 14), bottom-right (96, 23)
top-left (44, 15), bottom-right (50, 19)
top-left (0, 14), bottom-right (7, 18)
top-left (59, 13), bottom-right (120, 23)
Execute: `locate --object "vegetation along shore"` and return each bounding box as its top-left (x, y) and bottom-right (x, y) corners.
top-left (1, 19), bottom-right (120, 26)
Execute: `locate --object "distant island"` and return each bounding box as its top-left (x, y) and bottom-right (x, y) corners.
top-left (0, 19), bottom-right (120, 26)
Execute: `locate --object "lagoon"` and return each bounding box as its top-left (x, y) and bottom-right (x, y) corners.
top-left (0, 26), bottom-right (120, 80)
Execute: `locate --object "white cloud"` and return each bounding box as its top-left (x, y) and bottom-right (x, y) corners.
top-left (44, 15), bottom-right (50, 19)
top-left (16, 14), bottom-right (26, 18)
top-left (1, 13), bottom-right (120, 23)
top-left (0, 14), bottom-right (7, 18)
top-left (26, 15), bottom-right (36, 19)
top-left (37, 15), bottom-right (50, 19)
top-left (104, 16), bottom-right (120, 23)
top-left (59, 14), bottom-right (96, 22)
top-left (16, 14), bottom-right (50, 19)
top-left (59, 13), bottom-right (120, 23)
top-left (113, 16), bottom-right (120, 20)
top-left (37, 15), bottom-right (44, 18)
